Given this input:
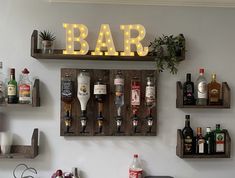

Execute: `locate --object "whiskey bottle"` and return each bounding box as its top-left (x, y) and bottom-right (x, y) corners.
top-left (77, 70), bottom-right (90, 133)
top-left (214, 124), bottom-right (225, 153)
top-left (196, 68), bottom-right (207, 105)
top-left (183, 73), bottom-right (195, 105)
top-left (7, 68), bottom-right (18, 104)
top-left (208, 74), bottom-right (221, 105)
top-left (114, 71), bottom-right (124, 132)
top-left (196, 127), bottom-right (205, 154)
top-left (131, 77), bottom-right (140, 133)
top-left (94, 78), bottom-right (107, 133)
top-left (182, 115), bottom-right (194, 154)
top-left (204, 127), bottom-right (214, 154)
top-left (18, 68), bottom-right (32, 104)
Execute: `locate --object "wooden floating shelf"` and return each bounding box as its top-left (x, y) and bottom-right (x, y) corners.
top-left (176, 129), bottom-right (231, 159)
top-left (31, 30), bottom-right (185, 62)
top-left (0, 79), bottom-right (40, 107)
top-left (0, 128), bottom-right (39, 159)
top-left (176, 81), bottom-right (230, 108)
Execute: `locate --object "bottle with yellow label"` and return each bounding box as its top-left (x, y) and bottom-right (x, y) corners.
top-left (208, 74), bottom-right (221, 105)
top-left (18, 68), bottom-right (32, 104)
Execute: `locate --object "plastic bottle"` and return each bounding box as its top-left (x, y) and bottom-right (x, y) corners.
top-left (129, 154), bottom-right (143, 178)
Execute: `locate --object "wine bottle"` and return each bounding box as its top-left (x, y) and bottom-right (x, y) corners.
top-left (182, 115), bottom-right (194, 154)
top-left (183, 73), bottom-right (195, 105)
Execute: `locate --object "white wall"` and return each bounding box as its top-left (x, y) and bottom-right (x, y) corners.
top-left (0, 0), bottom-right (235, 177)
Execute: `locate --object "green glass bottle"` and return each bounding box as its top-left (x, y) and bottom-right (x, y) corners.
top-left (7, 68), bottom-right (18, 104)
top-left (204, 127), bottom-right (214, 154)
top-left (214, 124), bottom-right (225, 153)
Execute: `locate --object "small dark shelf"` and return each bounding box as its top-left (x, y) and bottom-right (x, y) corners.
top-left (176, 129), bottom-right (231, 159)
top-left (0, 79), bottom-right (40, 107)
top-left (0, 128), bottom-right (39, 159)
top-left (31, 30), bottom-right (185, 62)
top-left (176, 81), bottom-right (230, 108)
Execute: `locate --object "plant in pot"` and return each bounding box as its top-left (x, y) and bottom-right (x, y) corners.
top-left (149, 34), bottom-right (185, 74)
top-left (39, 30), bottom-right (56, 54)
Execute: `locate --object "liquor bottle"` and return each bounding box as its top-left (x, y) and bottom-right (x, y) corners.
top-left (182, 115), bottom-right (194, 154)
top-left (0, 62), bottom-right (6, 105)
top-left (183, 73), bottom-right (195, 105)
top-left (214, 124), bottom-right (225, 153)
top-left (114, 71), bottom-right (124, 132)
top-left (131, 77), bottom-right (140, 133)
top-left (18, 68), bottom-right (32, 104)
top-left (129, 154), bottom-right (143, 178)
top-left (208, 74), bottom-right (221, 105)
top-left (196, 68), bottom-right (207, 105)
top-left (196, 127), bottom-right (205, 154)
top-left (77, 70), bottom-right (90, 133)
top-left (94, 78), bottom-right (107, 133)
top-left (145, 75), bottom-right (155, 133)
top-left (61, 73), bottom-right (74, 133)
top-left (7, 68), bottom-right (18, 104)
top-left (204, 127), bottom-right (214, 154)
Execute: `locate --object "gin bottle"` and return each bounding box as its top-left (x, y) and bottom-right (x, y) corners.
top-left (196, 68), bottom-right (207, 105)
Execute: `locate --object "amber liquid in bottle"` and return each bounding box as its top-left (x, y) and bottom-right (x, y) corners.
top-left (196, 127), bottom-right (205, 154)
top-left (208, 74), bottom-right (221, 105)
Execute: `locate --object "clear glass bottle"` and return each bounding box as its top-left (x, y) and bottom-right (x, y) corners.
top-left (208, 74), bottom-right (221, 105)
top-left (0, 62), bottom-right (6, 105)
top-left (196, 68), bottom-right (207, 105)
top-left (129, 154), bottom-right (143, 178)
top-left (18, 68), bottom-right (32, 104)
top-left (182, 115), bottom-right (194, 154)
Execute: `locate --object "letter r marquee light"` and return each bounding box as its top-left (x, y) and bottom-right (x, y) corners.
top-left (63, 23), bottom-right (148, 57)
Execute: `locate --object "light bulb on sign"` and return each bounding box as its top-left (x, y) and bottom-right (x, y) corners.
top-left (63, 23), bottom-right (89, 55)
top-left (91, 24), bottom-right (118, 56)
top-left (120, 24), bottom-right (148, 56)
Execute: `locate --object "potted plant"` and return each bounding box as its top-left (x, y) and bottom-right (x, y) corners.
top-left (149, 34), bottom-right (185, 74)
top-left (39, 30), bottom-right (56, 54)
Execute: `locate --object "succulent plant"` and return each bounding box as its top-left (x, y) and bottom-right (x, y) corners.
top-left (39, 30), bottom-right (56, 41)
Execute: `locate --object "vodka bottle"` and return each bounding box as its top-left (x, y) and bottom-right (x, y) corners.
top-left (196, 68), bottom-right (207, 105)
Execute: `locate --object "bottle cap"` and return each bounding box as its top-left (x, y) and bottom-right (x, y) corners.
top-left (216, 124), bottom-right (220, 128)
top-left (212, 74), bottom-right (216, 80)
top-left (185, 115), bottom-right (190, 119)
top-left (196, 127), bottom-right (202, 134)
top-left (206, 127), bottom-right (211, 132)
top-left (22, 68), bottom-right (29, 74)
top-left (134, 154), bottom-right (138, 158)
top-left (10, 68), bottom-right (15, 74)
top-left (199, 68), bottom-right (204, 74)
top-left (186, 73), bottom-right (191, 80)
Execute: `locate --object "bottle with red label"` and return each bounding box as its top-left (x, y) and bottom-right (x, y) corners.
top-left (129, 154), bottom-right (143, 178)
top-left (18, 68), bottom-right (32, 104)
top-left (131, 77), bottom-right (140, 133)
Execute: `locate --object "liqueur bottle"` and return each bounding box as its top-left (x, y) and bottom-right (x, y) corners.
top-left (77, 70), bottom-right (90, 133)
top-left (196, 127), bottom-right (205, 154)
top-left (7, 68), bottom-right (18, 104)
top-left (131, 77), bottom-right (140, 133)
top-left (61, 73), bottom-right (74, 133)
top-left (129, 154), bottom-right (143, 178)
top-left (182, 115), bottom-right (194, 154)
top-left (145, 75), bottom-right (155, 133)
top-left (183, 73), bottom-right (195, 105)
top-left (18, 68), bottom-right (32, 104)
top-left (114, 71), bottom-right (124, 133)
top-left (0, 62), bottom-right (6, 105)
top-left (214, 124), bottom-right (225, 153)
top-left (94, 78), bottom-right (107, 133)
top-left (196, 68), bottom-right (208, 105)
top-left (208, 74), bottom-right (221, 105)
top-left (204, 127), bottom-right (214, 154)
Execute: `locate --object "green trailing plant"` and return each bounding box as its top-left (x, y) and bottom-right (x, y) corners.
top-left (39, 30), bottom-right (56, 41)
top-left (149, 34), bottom-right (185, 74)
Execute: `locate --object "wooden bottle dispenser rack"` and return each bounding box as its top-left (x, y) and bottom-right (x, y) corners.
top-left (60, 68), bottom-right (158, 136)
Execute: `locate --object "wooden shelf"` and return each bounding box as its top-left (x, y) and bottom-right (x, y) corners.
top-left (0, 79), bottom-right (40, 107)
top-left (0, 128), bottom-right (39, 159)
top-left (176, 129), bottom-right (231, 159)
top-left (31, 30), bottom-right (185, 62)
top-left (176, 81), bottom-right (230, 108)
